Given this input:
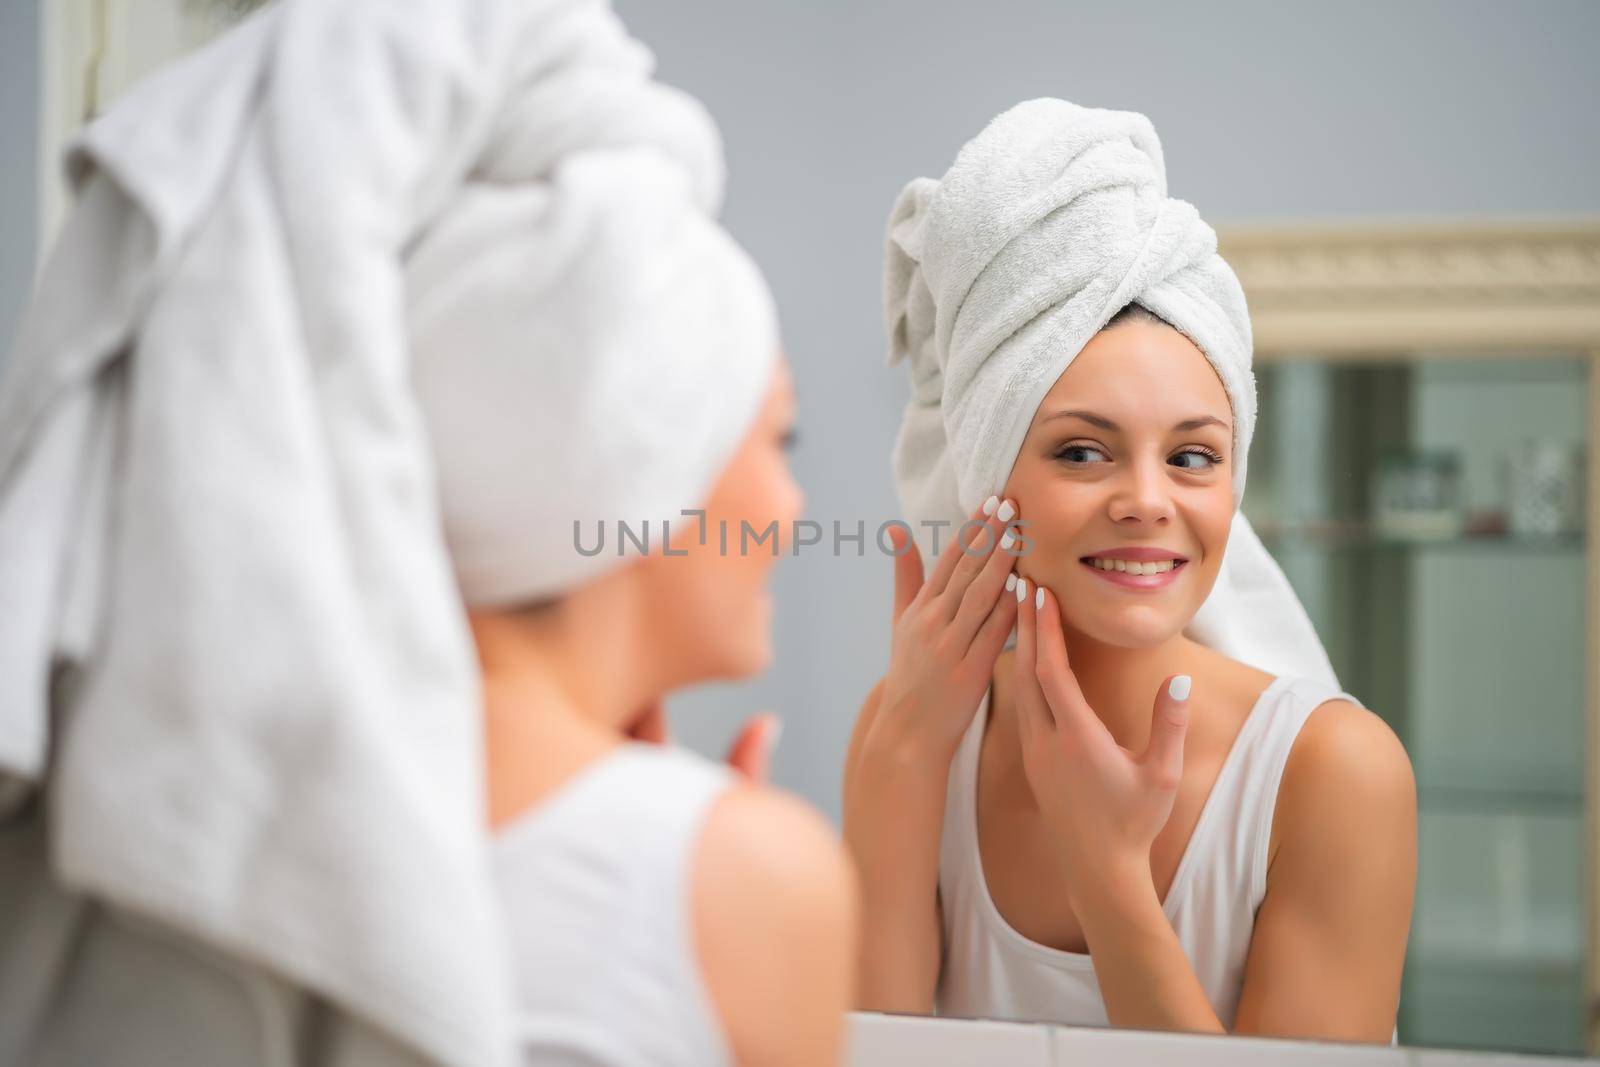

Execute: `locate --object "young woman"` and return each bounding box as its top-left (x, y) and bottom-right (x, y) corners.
top-left (844, 100), bottom-right (1416, 1044)
top-left (470, 359), bottom-right (857, 1067)
top-left (399, 9), bottom-right (859, 1064)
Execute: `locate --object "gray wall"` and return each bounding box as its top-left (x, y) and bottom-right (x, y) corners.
top-left (610, 0), bottom-right (1600, 820)
top-left (0, 0), bottom-right (38, 360)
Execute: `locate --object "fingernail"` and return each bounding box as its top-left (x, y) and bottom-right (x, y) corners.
top-left (1000, 529), bottom-right (1016, 551)
top-left (768, 717), bottom-right (784, 752)
top-left (1168, 675), bottom-right (1192, 702)
top-left (982, 494), bottom-right (999, 516)
top-left (996, 499), bottom-right (1016, 523)
top-left (1034, 586), bottom-right (1045, 610)
top-left (1005, 573), bottom-right (1017, 592)
top-left (1016, 577), bottom-right (1028, 603)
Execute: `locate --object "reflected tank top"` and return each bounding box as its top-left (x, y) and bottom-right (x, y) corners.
top-left (935, 674), bottom-right (1362, 1029)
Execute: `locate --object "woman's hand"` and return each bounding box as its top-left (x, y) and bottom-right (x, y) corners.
top-left (841, 497), bottom-right (1018, 1014)
top-left (868, 499), bottom-right (1021, 768)
top-left (1013, 579), bottom-right (1192, 890)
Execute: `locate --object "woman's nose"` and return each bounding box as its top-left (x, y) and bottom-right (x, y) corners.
top-left (1108, 458), bottom-right (1175, 526)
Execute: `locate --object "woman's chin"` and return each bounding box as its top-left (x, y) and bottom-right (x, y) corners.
top-left (1068, 607), bottom-right (1186, 650)
top-left (723, 637), bottom-right (773, 679)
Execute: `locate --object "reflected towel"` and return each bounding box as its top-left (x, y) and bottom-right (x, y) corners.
top-left (885, 99), bottom-right (1336, 685)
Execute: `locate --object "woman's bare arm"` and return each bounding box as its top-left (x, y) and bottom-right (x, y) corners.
top-left (1231, 700), bottom-right (1417, 1041)
top-left (842, 677), bottom-right (949, 1012)
top-left (841, 509), bottom-right (1019, 1013)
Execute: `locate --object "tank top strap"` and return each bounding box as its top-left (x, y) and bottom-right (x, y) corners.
top-left (1234, 676), bottom-right (1366, 904)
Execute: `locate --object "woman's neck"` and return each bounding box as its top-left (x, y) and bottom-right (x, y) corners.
top-left (471, 583), bottom-right (667, 729)
top-left (471, 598), bottom-right (663, 827)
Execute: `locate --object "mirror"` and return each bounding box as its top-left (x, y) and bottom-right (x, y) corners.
top-left (607, 4), bottom-right (1599, 1056)
top-left (833, 220), bottom-right (1600, 1059)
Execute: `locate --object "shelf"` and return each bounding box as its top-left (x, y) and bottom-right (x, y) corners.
top-left (1253, 521), bottom-right (1586, 553)
top-left (1417, 785), bottom-right (1585, 816)
top-left (1407, 945), bottom-right (1584, 975)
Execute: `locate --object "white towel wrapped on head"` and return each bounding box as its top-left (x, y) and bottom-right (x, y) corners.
top-left (409, 141), bottom-right (778, 607)
top-left (0, 0), bottom-right (776, 1064)
top-left (886, 98), bottom-right (1336, 686)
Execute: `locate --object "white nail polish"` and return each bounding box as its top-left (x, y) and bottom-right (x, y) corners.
top-left (1000, 529), bottom-right (1015, 551)
top-left (1005, 573), bottom-right (1017, 592)
top-left (982, 494), bottom-right (999, 516)
top-left (1034, 586), bottom-right (1044, 610)
top-left (996, 499), bottom-right (1016, 523)
top-left (1015, 578), bottom-right (1027, 603)
top-left (1168, 675), bottom-right (1192, 701)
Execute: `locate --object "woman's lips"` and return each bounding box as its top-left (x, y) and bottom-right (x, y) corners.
top-left (1078, 558), bottom-right (1187, 591)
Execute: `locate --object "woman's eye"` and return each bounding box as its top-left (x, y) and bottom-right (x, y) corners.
top-left (1055, 444), bottom-right (1107, 465)
top-left (1169, 448), bottom-right (1221, 471)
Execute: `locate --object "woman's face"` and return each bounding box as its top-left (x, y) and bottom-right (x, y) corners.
top-left (638, 356), bottom-right (803, 683)
top-left (1003, 322), bottom-right (1236, 649)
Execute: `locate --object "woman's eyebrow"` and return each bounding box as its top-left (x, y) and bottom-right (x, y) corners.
top-left (1040, 409), bottom-right (1230, 434)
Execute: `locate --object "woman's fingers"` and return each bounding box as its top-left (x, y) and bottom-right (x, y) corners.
top-left (1139, 676), bottom-right (1191, 791)
top-left (939, 499), bottom-right (1012, 619)
top-left (888, 523), bottom-right (925, 625)
top-left (1032, 586), bottom-right (1108, 748)
top-left (967, 571), bottom-right (1020, 671)
top-left (1012, 577), bottom-right (1056, 741)
top-left (923, 501), bottom-right (994, 601)
top-left (952, 502), bottom-right (1022, 645)
top-left (725, 712), bottom-right (782, 783)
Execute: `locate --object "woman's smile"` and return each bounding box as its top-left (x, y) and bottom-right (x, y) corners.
top-left (1078, 548), bottom-right (1190, 592)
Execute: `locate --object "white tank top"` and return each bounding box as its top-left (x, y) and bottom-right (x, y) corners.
top-left (936, 673), bottom-right (1362, 1029)
top-left (493, 741), bottom-right (736, 1067)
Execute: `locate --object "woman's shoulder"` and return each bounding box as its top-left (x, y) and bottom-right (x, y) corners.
top-left (693, 784), bottom-right (854, 919)
top-left (1195, 643), bottom-right (1412, 798)
top-left (1267, 685), bottom-right (1417, 865)
top-left (693, 781), bottom-right (856, 936)
top-left (691, 783), bottom-right (858, 1066)
top-left (1281, 693), bottom-right (1414, 803)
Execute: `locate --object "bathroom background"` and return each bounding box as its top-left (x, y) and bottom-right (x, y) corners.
top-left (1, 0), bottom-right (1596, 1056)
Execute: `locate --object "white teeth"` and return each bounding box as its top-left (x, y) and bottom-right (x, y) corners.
top-left (1089, 558), bottom-right (1180, 575)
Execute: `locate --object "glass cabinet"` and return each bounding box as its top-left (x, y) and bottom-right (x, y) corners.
top-left (1247, 354), bottom-right (1589, 1053)
top-left (1220, 222), bottom-right (1600, 1056)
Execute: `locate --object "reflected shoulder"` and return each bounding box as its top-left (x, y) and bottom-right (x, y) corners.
top-left (691, 784), bottom-right (859, 1065)
top-left (1273, 698), bottom-right (1417, 862)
